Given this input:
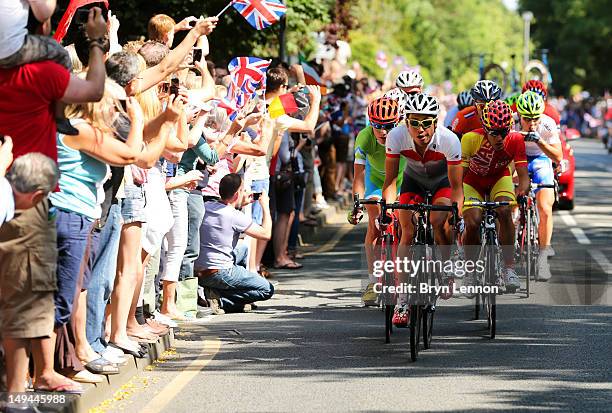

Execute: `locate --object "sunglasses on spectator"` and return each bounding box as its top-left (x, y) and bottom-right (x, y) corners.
top-left (407, 118), bottom-right (436, 129)
top-left (487, 127), bottom-right (510, 138)
top-left (370, 122), bottom-right (396, 131)
top-left (521, 115), bottom-right (541, 121)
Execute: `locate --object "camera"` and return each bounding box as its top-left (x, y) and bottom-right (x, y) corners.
top-left (193, 48), bottom-right (203, 63)
top-left (253, 192), bottom-right (262, 201)
top-left (170, 78), bottom-right (180, 96)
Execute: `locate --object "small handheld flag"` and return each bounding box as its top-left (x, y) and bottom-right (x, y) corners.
top-left (268, 93), bottom-right (298, 119)
top-left (232, 0), bottom-right (287, 30)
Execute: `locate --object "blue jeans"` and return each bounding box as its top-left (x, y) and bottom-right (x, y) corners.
top-left (179, 193), bottom-right (205, 280)
top-left (289, 187), bottom-right (304, 251)
top-left (86, 204), bottom-right (122, 353)
top-left (198, 244), bottom-right (274, 312)
top-left (54, 209), bottom-right (95, 327)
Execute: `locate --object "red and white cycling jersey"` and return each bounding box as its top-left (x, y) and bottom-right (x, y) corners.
top-left (386, 124), bottom-right (461, 189)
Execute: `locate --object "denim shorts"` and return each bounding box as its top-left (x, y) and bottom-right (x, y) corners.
top-left (121, 184), bottom-right (147, 224)
top-left (251, 179), bottom-right (270, 225)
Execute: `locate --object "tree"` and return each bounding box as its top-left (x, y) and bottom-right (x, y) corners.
top-left (519, 0), bottom-right (611, 95)
top-left (349, 0), bottom-right (524, 92)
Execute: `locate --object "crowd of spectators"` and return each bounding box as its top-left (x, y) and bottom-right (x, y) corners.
top-left (0, 1), bottom-right (391, 402)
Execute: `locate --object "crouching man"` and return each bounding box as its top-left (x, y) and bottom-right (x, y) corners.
top-left (195, 173), bottom-right (274, 313)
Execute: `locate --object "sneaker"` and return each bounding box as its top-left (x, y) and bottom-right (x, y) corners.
top-left (204, 287), bottom-right (225, 315)
top-left (505, 268), bottom-right (521, 293)
top-left (462, 271), bottom-right (478, 298)
top-left (392, 304), bottom-right (409, 328)
top-left (439, 272), bottom-right (454, 300)
top-left (361, 282), bottom-right (378, 306)
top-left (536, 257), bottom-right (552, 281)
top-left (152, 311), bottom-right (178, 328)
top-left (101, 350), bottom-right (128, 366)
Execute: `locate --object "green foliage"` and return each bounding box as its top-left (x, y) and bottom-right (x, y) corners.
top-left (350, 0), bottom-right (524, 92)
top-left (519, 0), bottom-right (611, 95)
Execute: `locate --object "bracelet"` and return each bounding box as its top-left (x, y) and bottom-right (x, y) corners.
top-left (88, 38), bottom-right (109, 53)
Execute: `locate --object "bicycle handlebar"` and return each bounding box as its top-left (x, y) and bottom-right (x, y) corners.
top-left (463, 200), bottom-right (514, 208)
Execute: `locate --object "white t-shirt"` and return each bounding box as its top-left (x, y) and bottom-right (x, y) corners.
top-left (0, 177), bottom-right (15, 227)
top-left (0, 0), bottom-right (29, 59)
top-left (515, 114), bottom-right (561, 157)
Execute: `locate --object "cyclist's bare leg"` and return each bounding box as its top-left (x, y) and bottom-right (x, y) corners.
top-left (431, 197), bottom-right (452, 260)
top-left (495, 196), bottom-right (516, 267)
top-left (536, 188), bottom-right (555, 247)
top-left (364, 203), bottom-right (381, 282)
top-left (462, 207), bottom-right (483, 262)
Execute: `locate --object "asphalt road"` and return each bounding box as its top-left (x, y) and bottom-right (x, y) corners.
top-left (101, 138), bottom-right (612, 413)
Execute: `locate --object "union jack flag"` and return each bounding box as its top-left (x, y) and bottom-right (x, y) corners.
top-left (232, 0), bottom-right (287, 30)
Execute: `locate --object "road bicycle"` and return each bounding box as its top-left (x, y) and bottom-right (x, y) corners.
top-left (385, 195), bottom-right (458, 361)
top-left (515, 183), bottom-right (556, 297)
top-left (352, 195), bottom-right (399, 344)
top-left (464, 201), bottom-right (510, 339)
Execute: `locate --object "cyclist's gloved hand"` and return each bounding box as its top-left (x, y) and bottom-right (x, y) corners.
top-left (523, 131), bottom-right (541, 143)
top-left (381, 211), bottom-right (393, 225)
top-left (347, 208), bottom-right (363, 225)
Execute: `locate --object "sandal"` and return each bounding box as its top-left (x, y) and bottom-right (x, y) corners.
top-left (109, 342), bottom-right (146, 358)
top-left (81, 357), bottom-right (119, 375)
top-left (34, 381), bottom-right (83, 395)
top-left (274, 261), bottom-right (303, 270)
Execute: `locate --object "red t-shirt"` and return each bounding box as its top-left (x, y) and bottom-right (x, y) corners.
top-left (0, 61), bottom-right (70, 162)
top-left (544, 103), bottom-right (561, 126)
top-left (451, 106), bottom-right (483, 138)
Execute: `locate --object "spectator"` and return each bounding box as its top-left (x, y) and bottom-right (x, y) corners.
top-left (147, 14), bottom-right (198, 48)
top-left (195, 173), bottom-right (274, 313)
top-left (0, 147), bottom-right (59, 228)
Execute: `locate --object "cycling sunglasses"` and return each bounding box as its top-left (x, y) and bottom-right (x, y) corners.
top-left (521, 115), bottom-right (541, 121)
top-left (370, 122), bottom-right (396, 131)
top-left (407, 118), bottom-right (437, 129)
top-left (487, 127), bottom-right (511, 138)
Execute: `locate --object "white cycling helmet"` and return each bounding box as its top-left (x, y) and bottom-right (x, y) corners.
top-left (383, 88), bottom-right (409, 118)
top-left (404, 93), bottom-right (440, 116)
top-left (395, 70), bottom-right (424, 89)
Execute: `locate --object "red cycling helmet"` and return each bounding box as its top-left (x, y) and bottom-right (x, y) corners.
top-left (482, 100), bottom-right (514, 131)
top-left (368, 97), bottom-right (399, 125)
top-left (522, 79), bottom-right (548, 99)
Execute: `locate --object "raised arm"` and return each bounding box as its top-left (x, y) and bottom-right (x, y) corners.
top-left (61, 8), bottom-right (106, 103)
top-left (126, 17), bottom-right (218, 96)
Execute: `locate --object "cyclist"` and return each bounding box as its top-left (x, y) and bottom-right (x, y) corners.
top-left (349, 97), bottom-right (405, 305)
top-left (444, 90), bottom-right (474, 128)
top-left (383, 93), bottom-right (463, 327)
top-left (522, 80), bottom-right (561, 126)
top-left (515, 91), bottom-right (563, 281)
top-left (395, 70), bottom-right (424, 95)
top-left (452, 80), bottom-right (502, 139)
top-left (461, 100), bottom-right (530, 293)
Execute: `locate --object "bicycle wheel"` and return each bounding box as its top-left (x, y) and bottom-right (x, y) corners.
top-left (528, 209), bottom-right (539, 283)
top-left (409, 304), bottom-right (422, 362)
top-left (485, 242), bottom-right (498, 339)
top-left (422, 304), bottom-right (434, 349)
top-left (384, 304), bottom-right (394, 344)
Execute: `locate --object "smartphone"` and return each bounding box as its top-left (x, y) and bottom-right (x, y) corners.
top-left (74, 9), bottom-right (90, 25)
top-left (193, 48), bottom-right (203, 63)
top-left (170, 78), bottom-right (180, 96)
top-left (119, 99), bottom-right (127, 112)
top-left (253, 192), bottom-right (262, 201)
top-left (160, 82), bottom-right (170, 94)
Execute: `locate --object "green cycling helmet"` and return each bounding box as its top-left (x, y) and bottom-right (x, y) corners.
top-left (504, 92), bottom-right (520, 107)
top-left (516, 91), bottom-right (545, 117)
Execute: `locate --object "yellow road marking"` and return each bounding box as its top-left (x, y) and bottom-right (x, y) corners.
top-left (141, 337), bottom-right (222, 413)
